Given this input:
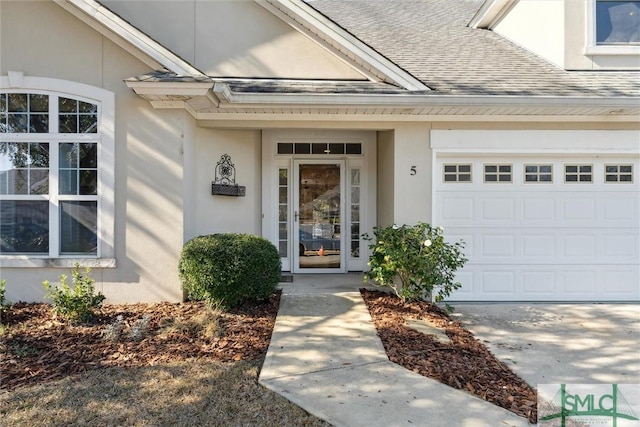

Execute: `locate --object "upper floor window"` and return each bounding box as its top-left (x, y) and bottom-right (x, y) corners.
top-left (596, 1), bottom-right (640, 45)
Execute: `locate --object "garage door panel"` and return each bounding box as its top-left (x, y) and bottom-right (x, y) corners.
top-left (436, 155), bottom-right (639, 302)
top-left (522, 271), bottom-right (555, 294)
top-left (603, 197), bottom-right (639, 224)
top-left (449, 265), bottom-right (639, 301)
top-left (437, 191), bottom-right (639, 228)
top-left (482, 235), bottom-right (515, 257)
top-left (522, 234), bottom-right (555, 257)
top-left (482, 271), bottom-right (515, 294)
top-left (468, 228), bottom-right (638, 264)
top-left (563, 234), bottom-right (596, 257)
top-left (603, 234), bottom-right (637, 258)
top-left (604, 270), bottom-right (640, 295)
top-left (481, 198), bottom-right (515, 221)
top-left (562, 271), bottom-right (596, 295)
top-left (561, 198), bottom-right (596, 221)
top-left (522, 197), bottom-right (555, 221)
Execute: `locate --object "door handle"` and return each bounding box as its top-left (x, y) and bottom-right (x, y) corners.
top-left (294, 211), bottom-right (299, 222)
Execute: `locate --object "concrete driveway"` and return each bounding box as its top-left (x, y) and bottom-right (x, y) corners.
top-left (450, 303), bottom-right (640, 387)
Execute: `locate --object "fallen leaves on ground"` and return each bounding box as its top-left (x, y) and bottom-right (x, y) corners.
top-left (361, 288), bottom-right (537, 424)
top-left (0, 293), bottom-right (280, 392)
top-left (2, 288), bottom-right (537, 424)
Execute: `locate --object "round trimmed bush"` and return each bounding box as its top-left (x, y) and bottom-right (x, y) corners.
top-left (179, 233), bottom-right (281, 309)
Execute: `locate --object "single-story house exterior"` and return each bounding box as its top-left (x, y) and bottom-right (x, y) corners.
top-left (1, 0), bottom-right (638, 303)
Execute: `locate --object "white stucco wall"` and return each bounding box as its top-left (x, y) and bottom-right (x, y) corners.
top-left (191, 128), bottom-right (262, 238)
top-left (493, 0), bottom-right (564, 67)
top-left (376, 130), bottom-right (395, 227)
top-left (1, 1), bottom-right (185, 303)
top-left (391, 124), bottom-right (432, 225)
top-left (100, 0), bottom-right (363, 79)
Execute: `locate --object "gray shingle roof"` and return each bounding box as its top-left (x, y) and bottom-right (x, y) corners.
top-left (223, 80), bottom-right (411, 94)
top-left (308, 0), bottom-right (640, 97)
top-left (127, 71), bottom-right (410, 94)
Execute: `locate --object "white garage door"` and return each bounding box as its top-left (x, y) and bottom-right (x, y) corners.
top-left (435, 155), bottom-right (640, 302)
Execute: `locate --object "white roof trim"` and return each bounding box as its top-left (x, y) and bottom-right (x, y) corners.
top-left (212, 82), bottom-right (640, 111)
top-left (468, 0), bottom-right (516, 29)
top-left (54, 0), bottom-right (206, 77)
top-left (255, 0), bottom-right (429, 91)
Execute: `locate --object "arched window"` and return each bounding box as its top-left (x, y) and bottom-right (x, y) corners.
top-left (0, 74), bottom-right (114, 266)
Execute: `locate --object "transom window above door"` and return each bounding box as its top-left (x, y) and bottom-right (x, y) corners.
top-left (277, 142), bottom-right (362, 155)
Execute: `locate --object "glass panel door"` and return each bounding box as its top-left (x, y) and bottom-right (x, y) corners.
top-left (294, 161), bottom-right (344, 272)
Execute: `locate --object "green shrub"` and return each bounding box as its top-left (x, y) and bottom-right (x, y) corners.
top-left (0, 279), bottom-right (7, 314)
top-left (43, 265), bottom-right (106, 322)
top-left (179, 233), bottom-right (281, 309)
top-left (364, 222), bottom-right (468, 303)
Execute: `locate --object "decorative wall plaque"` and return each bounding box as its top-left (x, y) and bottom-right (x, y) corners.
top-left (211, 154), bottom-right (246, 197)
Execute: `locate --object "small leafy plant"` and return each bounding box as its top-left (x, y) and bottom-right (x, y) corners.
top-left (364, 222), bottom-right (468, 303)
top-left (0, 279), bottom-right (8, 314)
top-left (43, 265), bottom-right (106, 322)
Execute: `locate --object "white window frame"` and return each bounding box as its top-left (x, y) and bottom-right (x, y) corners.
top-left (604, 163), bottom-right (634, 183)
top-left (0, 73), bottom-right (115, 268)
top-left (585, 0), bottom-right (640, 55)
top-left (483, 163), bottom-right (513, 183)
top-left (524, 164), bottom-right (553, 183)
top-left (443, 163), bottom-right (473, 183)
top-left (564, 163), bottom-right (594, 183)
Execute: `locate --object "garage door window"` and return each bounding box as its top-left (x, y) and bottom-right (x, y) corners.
top-left (565, 164), bottom-right (593, 183)
top-left (484, 164), bottom-right (512, 183)
top-left (524, 164), bottom-right (553, 183)
top-left (605, 164), bottom-right (633, 182)
top-left (443, 164), bottom-right (472, 182)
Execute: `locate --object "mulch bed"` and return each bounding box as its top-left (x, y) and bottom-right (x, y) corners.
top-left (1, 289), bottom-right (537, 423)
top-left (0, 292), bottom-right (280, 392)
top-left (361, 288), bottom-right (537, 423)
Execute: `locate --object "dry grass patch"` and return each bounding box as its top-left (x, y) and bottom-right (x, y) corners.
top-left (1, 359), bottom-right (331, 427)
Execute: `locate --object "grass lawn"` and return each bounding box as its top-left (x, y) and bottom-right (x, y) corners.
top-left (1, 359), bottom-right (329, 427)
top-left (0, 295), bottom-right (331, 427)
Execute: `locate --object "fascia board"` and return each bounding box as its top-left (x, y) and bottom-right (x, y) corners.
top-left (468, 0), bottom-right (516, 29)
top-left (211, 85), bottom-right (640, 111)
top-left (125, 81), bottom-right (213, 96)
top-left (193, 113), bottom-right (640, 124)
top-left (257, 0), bottom-right (429, 91)
top-left (55, 0), bottom-right (205, 77)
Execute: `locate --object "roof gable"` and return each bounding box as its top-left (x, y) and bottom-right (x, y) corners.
top-left (256, 0), bottom-right (429, 90)
top-left (56, 0), bottom-right (426, 90)
top-left (55, 0), bottom-right (205, 77)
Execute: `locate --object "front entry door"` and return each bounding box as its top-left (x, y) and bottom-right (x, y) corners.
top-left (293, 160), bottom-right (345, 273)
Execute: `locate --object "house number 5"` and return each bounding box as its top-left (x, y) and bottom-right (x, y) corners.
top-left (410, 166), bottom-right (417, 175)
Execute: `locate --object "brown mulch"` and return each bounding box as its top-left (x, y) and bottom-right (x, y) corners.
top-left (361, 288), bottom-right (538, 424)
top-left (0, 292), bottom-right (280, 392)
top-left (1, 289), bottom-right (537, 423)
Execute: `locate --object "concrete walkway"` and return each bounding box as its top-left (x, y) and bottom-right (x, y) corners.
top-left (260, 274), bottom-right (530, 427)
